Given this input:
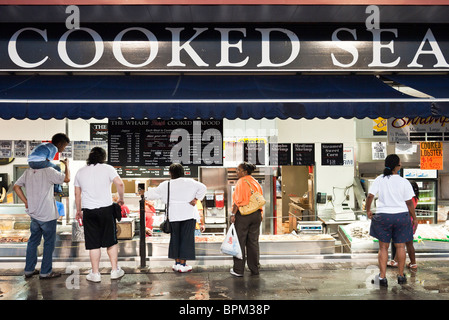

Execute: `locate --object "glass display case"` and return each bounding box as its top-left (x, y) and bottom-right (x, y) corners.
top-left (403, 169), bottom-right (438, 224)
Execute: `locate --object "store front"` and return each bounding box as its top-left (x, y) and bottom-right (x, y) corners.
top-left (1, 1), bottom-right (449, 261)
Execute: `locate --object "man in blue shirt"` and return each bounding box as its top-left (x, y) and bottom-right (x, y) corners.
top-left (28, 133), bottom-right (70, 193)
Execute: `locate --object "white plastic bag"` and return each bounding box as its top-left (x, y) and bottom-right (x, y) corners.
top-left (220, 223), bottom-right (243, 259)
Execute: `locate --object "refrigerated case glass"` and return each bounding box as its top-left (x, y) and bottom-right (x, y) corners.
top-left (415, 180), bottom-right (437, 224)
top-left (404, 168), bottom-right (438, 224)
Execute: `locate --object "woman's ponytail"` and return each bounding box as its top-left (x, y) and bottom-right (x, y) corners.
top-left (383, 154), bottom-right (400, 177)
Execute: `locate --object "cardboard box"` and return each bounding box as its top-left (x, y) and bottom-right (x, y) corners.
top-left (116, 218), bottom-right (135, 240)
top-left (290, 196), bottom-right (310, 209)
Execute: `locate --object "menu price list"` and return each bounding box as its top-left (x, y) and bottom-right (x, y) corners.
top-left (293, 143), bottom-right (315, 166)
top-left (269, 143), bottom-right (291, 166)
top-left (108, 128), bottom-right (142, 166)
top-left (114, 165), bottom-right (198, 178)
top-left (321, 143), bottom-right (343, 166)
top-left (244, 143), bottom-right (266, 165)
top-left (142, 127), bottom-right (174, 166)
top-left (108, 119), bottom-right (223, 167)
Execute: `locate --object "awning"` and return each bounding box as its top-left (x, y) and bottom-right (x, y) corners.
top-left (0, 74), bottom-right (432, 120)
top-left (2, 4), bottom-right (449, 24)
top-left (384, 74), bottom-right (449, 117)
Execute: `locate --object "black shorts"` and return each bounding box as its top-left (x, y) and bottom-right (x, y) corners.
top-left (83, 205), bottom-right (118, 250)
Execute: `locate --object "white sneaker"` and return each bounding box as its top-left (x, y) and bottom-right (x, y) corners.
top-left (86, 271), bottom-right (101, 283)
top-left (172, 264), bottom-right (180, 272)
top-left (111, 266), bottom-right (125, 280)
top-left (230, 268), bottom-right (243, 277)
top-left (178, 265), bottom-right (193, 273)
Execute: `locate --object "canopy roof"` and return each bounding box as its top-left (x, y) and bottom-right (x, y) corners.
top-left (0, 74), bottom-right (432, 120)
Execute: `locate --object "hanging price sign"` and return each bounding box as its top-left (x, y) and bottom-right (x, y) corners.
top-left (420, 142), bottom-right (443, 170)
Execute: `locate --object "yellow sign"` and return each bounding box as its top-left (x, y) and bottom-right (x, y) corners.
top-left (373, 118), bottom-right (387, 134)
top-left (237, 138), bottom-right (267, 144)
top-left (420, 142), bottom-right (443, 170)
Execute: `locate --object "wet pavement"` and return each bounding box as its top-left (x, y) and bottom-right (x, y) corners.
top-left (1, 255), bottom-right (449, 304)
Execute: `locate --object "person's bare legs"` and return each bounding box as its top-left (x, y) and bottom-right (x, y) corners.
top-left (406, 241), bottom-right (416, 266)
top-left (107, 244), bottom-right (118, 270)
top-left (378, 241), bottom-right (390, 278)
top-left (394, 242), bottom-right (406, 276)
top-left (89, 248), bottom-right (101, 274)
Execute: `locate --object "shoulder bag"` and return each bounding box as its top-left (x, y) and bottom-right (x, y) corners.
top-left (160, 181), bottom-right (171, 233)
top-left (238, 179), bottom-right (266, 215)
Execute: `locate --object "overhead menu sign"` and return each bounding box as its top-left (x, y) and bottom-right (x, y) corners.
top-left (108, 119), bottom-right (223, 167)
top-left (293, 143), bottom-right (315, 166)
top-left (321, 143), bottom-right (343, 166)
top-left (244, 142), bottom-right (266, 165)
top-left (269, 143), bottom-right (291, 166)
top-left (388, 117), bottom-right (449, 143)
top-left (114, 165), bottom-right (198, 178)
top-left (90, 123), bottom-right (108, 141)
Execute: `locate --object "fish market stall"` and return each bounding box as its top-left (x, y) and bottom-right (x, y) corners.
top-left (339, 220), bottom-right (449, 253)
top-left (1, 203), bottom-right (336, 260)
top-left (0, 204), bottom-right (31, 256)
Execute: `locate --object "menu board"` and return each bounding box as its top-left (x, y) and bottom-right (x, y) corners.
top-left (108, 119), bottom-right (223, 167)
top-left (244, 142), bottom-right (266, 165)
top-left (269, 143), bottom-right (291, 166)
top-left (293, 143), bottom-right (315, 166)
top-left (90, 123), bottom-right (108, 141)
top-left (114, 165), bottom-right (198, 178)
top-left (321, 143), bottom-right (343, 166)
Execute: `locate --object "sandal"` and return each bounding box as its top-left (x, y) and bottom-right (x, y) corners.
top-left (387, 260), bottom-right (398, 268)
top-left (408, 263), bottom-right (418, 270)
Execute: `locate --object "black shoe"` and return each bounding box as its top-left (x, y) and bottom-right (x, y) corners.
top-left (39, 272), bottom-right (61, 279)
top-left (398, 274), bottom-right (407, 284)
top-left (371, 274), bottom-right (388, 287)
top-left (24, 270), bottom-right (39, 279)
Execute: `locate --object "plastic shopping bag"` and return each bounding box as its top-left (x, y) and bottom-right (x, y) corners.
top-left (220, 223), bottom-right (243, 259)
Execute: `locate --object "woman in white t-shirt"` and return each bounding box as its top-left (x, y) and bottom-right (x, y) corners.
top-left (365, 154), bottom-right (418, 287)
top-left (144, 163), bottom-right (206, 273)
top-left (74, 147), bottom-right (126, 283)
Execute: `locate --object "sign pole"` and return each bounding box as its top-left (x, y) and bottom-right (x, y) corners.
top-left (139, 194), bottom-right (146, 268)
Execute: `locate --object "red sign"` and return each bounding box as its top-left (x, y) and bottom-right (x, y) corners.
top-left (420, 142), bottom-right (443, 170)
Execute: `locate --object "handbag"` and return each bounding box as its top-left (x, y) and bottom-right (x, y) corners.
top-left (160, 181), bottom-right (171, 233)
top-left (220, 223), bottom-right (243, 259)
top-left (238, 179), bottom-right (266, 215)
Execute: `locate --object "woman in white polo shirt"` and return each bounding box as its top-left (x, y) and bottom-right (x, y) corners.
top-left (74, 147), bottom-right (126, 283)
top-left (365, 154), bottom-right (418, 287)
top-left (144, 163), bottom-right (206, 273)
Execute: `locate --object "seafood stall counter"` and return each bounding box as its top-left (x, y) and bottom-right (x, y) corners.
top-left (339, 220), bottom-right (449, 253)
top-left (54, 233), bottom-right (337, 260)
top-left (0, 204), bottom-right (31, 256)
top-left (149, 234), bottom-right (336, 258)
top-left (0, 204), bottom-right (336, 260)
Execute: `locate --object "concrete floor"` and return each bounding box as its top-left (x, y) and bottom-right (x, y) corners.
top-left (1, 255), bottom-right (447, 318)
top-left (2, 256), bottom-right (449, 302)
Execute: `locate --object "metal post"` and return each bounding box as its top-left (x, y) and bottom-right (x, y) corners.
top-left (139, 194), bottom-right (146, 268)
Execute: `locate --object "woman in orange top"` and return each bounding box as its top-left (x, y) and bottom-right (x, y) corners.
top-left (230, 162), bottom-right (263, 277)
